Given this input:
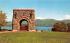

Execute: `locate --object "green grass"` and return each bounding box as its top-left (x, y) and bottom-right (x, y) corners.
top-left (0, 32), bottom-right (70, 43)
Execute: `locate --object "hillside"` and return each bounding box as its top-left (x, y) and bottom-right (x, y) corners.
top-left (35, 19), bottom-right (58, 26)
top-left (6, 19), bottom-right (70, 27)
top-left (62, 20), bottom-right (70, 23)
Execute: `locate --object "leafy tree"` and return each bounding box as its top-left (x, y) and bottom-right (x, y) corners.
top-left (52, 22), bottom-right (67, 32)
top-left (0, 11), bottom-right (6, 30)
top-left (67, 23), bottom-right (70, 32)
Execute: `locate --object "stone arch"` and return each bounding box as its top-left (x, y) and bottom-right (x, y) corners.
top-left (12, 9), bottom-right (35, 31)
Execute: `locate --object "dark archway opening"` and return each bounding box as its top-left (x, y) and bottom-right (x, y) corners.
top-left (20, 19), bottom-right (28, 31)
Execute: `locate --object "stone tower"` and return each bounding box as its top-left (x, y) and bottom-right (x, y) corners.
top-left (12, 9), bottom-right (35, 31)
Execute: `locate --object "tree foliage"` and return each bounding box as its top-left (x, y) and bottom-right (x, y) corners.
top-left (52, 22), bottom-right (67, 32)
top-left (0, 11), bottom-right (6, 26)
top-left (67, 23), bottom-right (70, 32)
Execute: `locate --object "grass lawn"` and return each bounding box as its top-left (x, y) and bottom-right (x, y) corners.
top-left (0, 32), bottom-right (70, 43)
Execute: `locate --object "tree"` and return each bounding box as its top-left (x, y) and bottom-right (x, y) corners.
top-left (67, 23), bottom-right (70, 32)
top-left (0, 11), bottom-right (6, 30)
top-left (52, 22), bottom-right (67, 32)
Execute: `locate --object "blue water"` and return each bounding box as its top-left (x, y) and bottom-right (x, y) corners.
top-left (1, 26), bottom-right (52, 31)
top-left (1, 26), bottom-right (12, 30)
top-left (35, 26), bottom-right (52, 32)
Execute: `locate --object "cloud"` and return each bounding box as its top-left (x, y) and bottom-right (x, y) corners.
top-left (36, 17), bottom-right (46, 19)
top-left (64, 15), bottom-right (70, 20)
top-left (56, 14), bottom-right (70, 20)
top-left (54, 15), bottom-right (70, 20)
top-left (36, 17), bottom-right (54, 19)
top-left (36, 14), bottom-right (70, 20)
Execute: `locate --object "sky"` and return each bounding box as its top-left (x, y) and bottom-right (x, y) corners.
top-left (0, 0), bottom-right (70, 21)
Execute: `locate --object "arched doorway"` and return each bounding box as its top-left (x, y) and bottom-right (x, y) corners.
top-left (20, 19), bottom-right (28, 31)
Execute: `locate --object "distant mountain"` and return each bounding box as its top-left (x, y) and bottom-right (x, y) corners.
top-left (6, 19), bottom-right (70, 27)
top-left (36, 19), bottom-right (70, 26)
top-left (62, 19), bottom-right (70, 23)
top-left (35, 19), bottom-right (58, 26)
